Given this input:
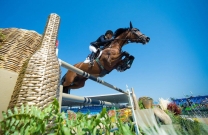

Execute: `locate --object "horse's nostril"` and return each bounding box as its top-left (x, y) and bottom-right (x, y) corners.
top-left (146, 37), bottom-right (150, 42)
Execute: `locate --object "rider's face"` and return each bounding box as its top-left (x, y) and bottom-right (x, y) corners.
top-left (106, 34), bottom-right (113, 39)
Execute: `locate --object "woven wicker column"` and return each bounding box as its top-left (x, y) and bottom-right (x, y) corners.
top-left (0, 28), bottom-right (42, 73)
top-left (8, 13), bottom-right (61, 109)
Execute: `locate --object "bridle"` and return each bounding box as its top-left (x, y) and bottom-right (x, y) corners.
top-left (105, 28), bottom-right (145, 51)
top-left (114, 28), bottom-right (145, 43)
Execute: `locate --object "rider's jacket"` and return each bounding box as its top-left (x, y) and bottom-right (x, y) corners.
top-left (90, 35), bottom-right (113, 48)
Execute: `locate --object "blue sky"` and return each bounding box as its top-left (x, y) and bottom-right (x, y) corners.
top-left (1, 0), bottom-right (208, 101)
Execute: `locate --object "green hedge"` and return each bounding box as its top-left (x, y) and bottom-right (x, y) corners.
top-left (0, 99), bottom-right (136, 135)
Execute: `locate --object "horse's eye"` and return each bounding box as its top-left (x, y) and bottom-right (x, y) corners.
top-left (133, 30), bottom-right (138, 33)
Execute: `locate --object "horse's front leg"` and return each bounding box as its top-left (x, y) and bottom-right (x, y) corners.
top-left (115, 52), bottom-right (135, 72)
top-left (109, 51), bottom-right (129, 63)
top-left (121, 51), bottom-right (130, 58)
top-left (120, 51), bottom-right (135, 66)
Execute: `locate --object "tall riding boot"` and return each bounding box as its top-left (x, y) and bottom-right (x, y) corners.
top-left (90, 52), bottom-right (95, 65)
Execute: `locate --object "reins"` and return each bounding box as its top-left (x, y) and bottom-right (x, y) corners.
top-left (103, 29), bottom-right (136, 50)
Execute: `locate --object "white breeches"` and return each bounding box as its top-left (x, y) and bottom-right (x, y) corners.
top-left (89, 45), bottom-right (97, 53)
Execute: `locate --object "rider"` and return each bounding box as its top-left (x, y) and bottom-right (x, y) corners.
top-left (89, 30), bottom-right (114, 65)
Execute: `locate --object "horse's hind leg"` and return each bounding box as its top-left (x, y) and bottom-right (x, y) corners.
top-left (61, 74), bottom-right (68, 93)
top-left (62, 78), bottom-right (87, 94)
top-left (63, 86), bottom-right (71, 94)
top-left (62, 71), bottom-right (77, 94)
top-left (68, 78), bottom-right (88, 89)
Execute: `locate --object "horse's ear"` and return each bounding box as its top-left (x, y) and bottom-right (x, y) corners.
top-left (130, 21), bottom-right (133, 29)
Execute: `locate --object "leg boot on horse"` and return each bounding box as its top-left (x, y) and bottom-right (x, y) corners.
top-left (127, 55), bottom-right (135, 69)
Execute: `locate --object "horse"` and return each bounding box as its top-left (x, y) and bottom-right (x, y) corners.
top-left (61, 22), bottom-right (150, 93)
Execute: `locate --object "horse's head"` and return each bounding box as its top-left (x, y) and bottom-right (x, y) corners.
top-left (128, 22), bottom-right (150, 44)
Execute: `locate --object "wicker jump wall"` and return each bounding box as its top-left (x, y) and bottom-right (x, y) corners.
top-left (0, 29), bottom-right (42, 73)
top-left (1, 13), bottom-right (61, 110)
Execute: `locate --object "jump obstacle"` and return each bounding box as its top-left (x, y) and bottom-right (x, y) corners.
top-left (58, 59), bottom-right (140, 135)
top-left (0, 13), bottom-right (140, 134)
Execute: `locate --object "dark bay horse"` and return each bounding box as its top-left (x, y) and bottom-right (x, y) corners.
top-left (62, 22), bottom-right (150, 93)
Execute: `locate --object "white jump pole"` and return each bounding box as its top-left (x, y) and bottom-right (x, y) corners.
top-left (59, 59), bottom-right (128, 95)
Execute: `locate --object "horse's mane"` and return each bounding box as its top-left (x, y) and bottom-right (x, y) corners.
top-left (113, 28), bottom-right (128, 38)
